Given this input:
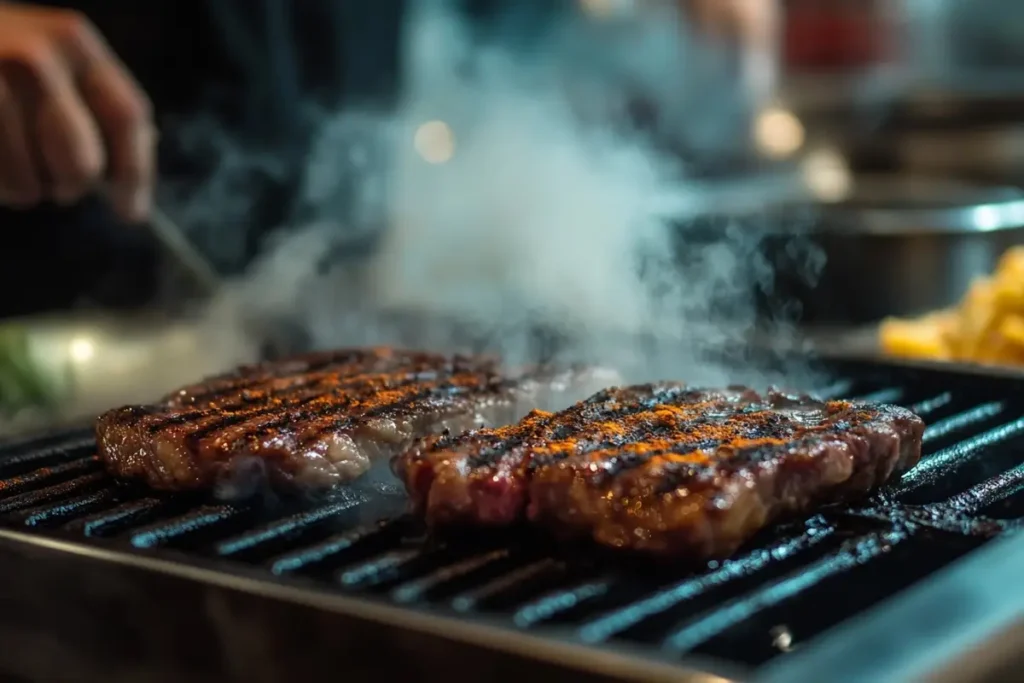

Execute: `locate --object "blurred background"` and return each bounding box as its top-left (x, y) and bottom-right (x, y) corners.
top-left (3, 0), bottom-right (1024, 433)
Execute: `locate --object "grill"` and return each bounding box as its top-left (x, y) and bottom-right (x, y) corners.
top-left (1, 358), bottom-right (1023, 683)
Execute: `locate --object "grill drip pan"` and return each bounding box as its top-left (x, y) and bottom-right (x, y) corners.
top-left (0, 358), bottom-right (1023, 682)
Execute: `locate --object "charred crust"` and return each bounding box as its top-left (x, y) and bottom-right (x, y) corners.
top-left (407, 384), bottom-right (927, 557)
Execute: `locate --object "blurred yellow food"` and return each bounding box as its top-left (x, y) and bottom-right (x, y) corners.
top-left (880, 246), bottom-right (1024, 366)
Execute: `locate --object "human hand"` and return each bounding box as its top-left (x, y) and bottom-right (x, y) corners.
top-left (0, 3), bottom-right (155, 221)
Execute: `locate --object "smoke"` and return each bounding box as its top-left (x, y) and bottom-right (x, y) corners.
top-left (179, 0), bottom-right (824, 391)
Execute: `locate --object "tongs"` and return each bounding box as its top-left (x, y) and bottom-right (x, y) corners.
top-left (142, 204), bottom-right (222, 298)
top-left (143, 202), bottom-right (312, 358)
top-left (101, 178), bottom-right (221, 297)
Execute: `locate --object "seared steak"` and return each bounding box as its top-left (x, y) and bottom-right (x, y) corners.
top-left (395, 384), bottom-right (924, 559)
top-left (96, 347), bottom-right (613, 493)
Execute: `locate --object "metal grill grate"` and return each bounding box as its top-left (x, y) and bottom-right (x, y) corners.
top-left (0, 358), bottom-right (1022, 682)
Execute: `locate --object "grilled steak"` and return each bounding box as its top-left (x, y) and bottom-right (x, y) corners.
top-left (395, 384), bottom-right (925, 559)
top-left (96, 347), bottom-right (614, 493)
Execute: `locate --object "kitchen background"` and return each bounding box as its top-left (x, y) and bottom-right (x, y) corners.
top-left (2, 0), bottom-right (1024, 434)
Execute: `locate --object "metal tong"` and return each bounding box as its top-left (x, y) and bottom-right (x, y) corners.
top-left (142, 204), bottom-right (222, 298)
top-left (101, 180), bottom-right (221, 297)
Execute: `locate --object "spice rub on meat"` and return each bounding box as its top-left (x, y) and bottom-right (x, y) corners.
top-left (96, 347), bottom-right (614, 493)
top-left (394, 384), bottom-right (925, 560)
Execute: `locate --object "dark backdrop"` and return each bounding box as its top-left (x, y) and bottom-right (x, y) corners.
top-left (0, 0), bottom-right (568, 318)
top-left (0, 0), bottom-right (407, 318)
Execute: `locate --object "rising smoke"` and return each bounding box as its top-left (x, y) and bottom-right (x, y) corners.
top-left (186, 0), bottom-right (823, 391)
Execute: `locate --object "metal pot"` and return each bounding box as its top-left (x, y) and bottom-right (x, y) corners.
top-left (768, 175), bottom-right (1024, 324)
top-left (676, 175), bottom-right (1024, 326)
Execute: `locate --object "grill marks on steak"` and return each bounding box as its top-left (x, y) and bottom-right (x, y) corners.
top-left (394, 385), bottom-right (925, 560)
top-left (164, 348), bottom-right (501, 412)
top-left (96, 347), bottom-right (608, 493)
top-left (397, 383), bottom-right (742, 526)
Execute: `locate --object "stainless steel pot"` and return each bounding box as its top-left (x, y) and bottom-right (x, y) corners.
top-left (746, 175), bottom-right (1024, 324)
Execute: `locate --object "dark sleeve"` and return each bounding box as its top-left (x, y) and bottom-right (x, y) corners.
top-left (203, 0), bottom-right (405, 136)
top-left (0, 200), bottom-right (161, 319)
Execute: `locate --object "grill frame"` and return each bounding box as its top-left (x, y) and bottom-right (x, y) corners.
top-left (0, 526), bottom-right (729, 683)
top-left (0, 356), bottom-right (1022, 683)
top-left (2, 527), bottom-right (1022, 683)
top-left (9, 523), bottom-right (758, 683)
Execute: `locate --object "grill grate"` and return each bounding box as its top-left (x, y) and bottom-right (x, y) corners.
top-left (0, 359), bottom-right (1023, 682)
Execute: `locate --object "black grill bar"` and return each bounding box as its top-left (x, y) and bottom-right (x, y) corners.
top-left (755, 532), bottom-right (1024, 683)
top-left (215, 496), bottom-right (367, 558)
top-left (390, 548), bottom-right (517, 603)
top-left (0, 359), bottom-right (1022, 683)
top-left (0, 455), bottom-right (101, 496)
top-left (451, 558), bottom-right (567, 613)
top-left (849, 387), bottom-right (904, 404)
top-left (892, 415), bottom-right (1024, 497)
top-left (576, 523), bottom-right (837, 644)
top-left (337, 548), bottom-right (424, 589)
top-left (268, 519), bottom-right (409, 575)
top-left (918, 401), bottom-right (1006, 444)
top-left (9, 488), bottom-right (121, 527)
top-left (0, 438), bottom-right (96, 479)
top-left (512, 577), bottom-right (616, 628)
top-left (128, 505), bottom-right (246, 548)
top-left (662, 528), bottom-right (910, 654)
top-left (0, 472), bottom-right (109, 514)
top-left (64, 497), bottom-right (168, 537)
top-left (938, 461), bottom-right (1024, 513)
top-left (908, 392), bottom-right (953, 417)
top-left (0, 428), bottom-right (92, 462)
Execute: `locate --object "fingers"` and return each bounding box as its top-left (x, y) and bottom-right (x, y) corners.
top-left (0, 7), bottom-right (156, 221)
top-left (0, 72), bottom-right (42, 207)
top-left (80, 61), bottom-right (155, 221)
top-left (2, 30), bottom-right (106, 209)
top-left (33, 62), bottom-right (105, 205)
top-left (56, 12), bottom-right (155, 221)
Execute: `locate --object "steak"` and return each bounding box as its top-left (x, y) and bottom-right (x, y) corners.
top-left (96, 347), bottom-right (614, 494)
top-left (394, 384), bottom-right (925, 559)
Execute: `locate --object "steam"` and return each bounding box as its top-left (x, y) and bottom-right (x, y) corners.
top-left (178, 0), bottom-right (823, 391)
